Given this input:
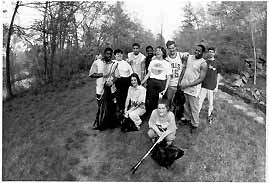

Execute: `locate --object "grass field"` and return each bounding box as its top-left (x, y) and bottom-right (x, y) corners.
top-left (2, 74), bottom-right (266, 181)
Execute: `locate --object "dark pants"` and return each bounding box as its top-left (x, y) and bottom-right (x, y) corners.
top-left (93, 94), bottom-right (102, 128)
top-left (115, 77), bottom-right (130, 111)
top-left (146, 78), bottom-right (166, 114)
top-left (93, 86), bottom-right (118, 130)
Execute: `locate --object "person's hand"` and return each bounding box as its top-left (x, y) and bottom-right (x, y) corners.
top-left (160, 89), bottom-right (167, 96)
top-left (128, 59), bottom-right (133, 65)
top-left (157, 131), bottom-right (163, 139)
top-left (157, 130), bottom-right (171, 143)
top-left (106, 80), bottom-right (113, 86)
top-left (179, 83), bottom-right (188, 90)
top-left (181, 52), bottom-right (189, 62)
top-left (157, 131), bottom-right (168, 143)
top-left (103, 73), bottom-right (109, 78)
top-left (213, 86), bottom-right (218, 92)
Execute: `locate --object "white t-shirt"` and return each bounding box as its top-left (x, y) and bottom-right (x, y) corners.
top-left (148, 59), bottom-right (172, 80)
top-left (127, 52), bottom-right (146, 79)
top-left (149, 110), bottom-right (177, 131)
top-left (181, 55), bottom-right (206, 97)
top-left (127, 85), bottom-right (146, 108)
top-left (167, 52), bottom-right (184, 87)
top-left (114, 60), bottom-right (133, 78)
top-left (89, 59), bottom-right (117, 95)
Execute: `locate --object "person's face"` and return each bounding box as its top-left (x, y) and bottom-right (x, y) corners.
top-left (131, 76), bottom-right (138, 87)
top-left (158, 103), bottom-right (168, 117)
top-left (194, 46), bottom-right (203, 59)
top-left (208, 49), bottom-right (215, 58)
top-left (115, 52), bottom-right (123, 61)
top-left (133, 46), bottom-right (140, 55)
top-left (155, 48), bottom-right (163, 58)
top-left (146, 48), bottom-right (154, 57)
top-left (167, 44), bottom-right (177, 55)
top-left (104, 50), bottom-right (112, 62)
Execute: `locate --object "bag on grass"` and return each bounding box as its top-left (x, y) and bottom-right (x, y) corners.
top-left (121, 117), bottom-right (138, 132)
top-left (94, 85), bottom-right (118, 130)
top-left (151, 141), bottom-right (184, 168)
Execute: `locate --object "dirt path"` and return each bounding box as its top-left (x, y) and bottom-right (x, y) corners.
top-left (2, 75), bottom-right (266, 181)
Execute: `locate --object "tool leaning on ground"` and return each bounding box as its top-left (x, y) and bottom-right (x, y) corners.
top-left (130, 130), bottom-right (170, 174)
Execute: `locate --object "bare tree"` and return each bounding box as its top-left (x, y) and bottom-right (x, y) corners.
top-left (5, 1), bottom-right (20, 99)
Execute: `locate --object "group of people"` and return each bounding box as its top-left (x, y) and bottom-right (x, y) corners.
top-left (89, 41), bottom-right (220, 146)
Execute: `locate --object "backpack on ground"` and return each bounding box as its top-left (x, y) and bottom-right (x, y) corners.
top-left (121, 117), bottom-right (138, 132)
top-left (151, 141), bottom-right (184, 168)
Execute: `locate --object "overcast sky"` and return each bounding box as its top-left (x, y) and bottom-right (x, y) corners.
top-left (123, 0), bottom-right (208, 40)
top-left (3, 0), bottom-right (208, 40)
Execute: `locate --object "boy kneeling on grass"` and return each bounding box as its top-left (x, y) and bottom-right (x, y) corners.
top-left (147, 99), bottom-right (177, 147)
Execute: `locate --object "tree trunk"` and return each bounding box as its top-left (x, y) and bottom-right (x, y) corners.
top-left (73, 14), bottom-right (79, 49)
top-left (5, 1), bottom-right (20, 99)
top-left (43, 1), bottom-right (48, 83)
top-left (251, 22), bottom-right (257, 85)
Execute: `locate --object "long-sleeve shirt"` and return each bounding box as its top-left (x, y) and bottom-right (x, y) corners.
top-left (148, 109), bottom-right (177, 133)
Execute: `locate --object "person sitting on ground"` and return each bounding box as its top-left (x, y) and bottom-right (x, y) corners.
top-left (147, 99), bottom-right (177, 146)
top-left (123, 73), bottom-right (146, 131)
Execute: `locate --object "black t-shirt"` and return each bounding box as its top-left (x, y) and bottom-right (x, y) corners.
top-left (145, 56), bottom-right (153, 74)
top-left (202, 59), bottom-right (220, 90)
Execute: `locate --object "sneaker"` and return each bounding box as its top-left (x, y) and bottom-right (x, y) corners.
top-left (135, 125), bottom-right (140, 131)
top-left (208, 115), bottom-right (213, 125)
top-left (190, 125), bottom-right (198, 134)
top-left (180, 117), bottom-right (191, 125)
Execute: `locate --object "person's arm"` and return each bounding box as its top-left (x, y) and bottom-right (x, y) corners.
top-left (214, 73), bottom-right (221, 92)
top-left (90, 73), bottom-right (103, 78)
top-left (141, 58), bottom-right (146, 79)
top-left (124, 87), bottom-right (131, 113)
top-left (141, 72), bottom-right (150, 85)
top-left (166, 112), bottom-right (177, 133)
top-left (160, 62), bottom-right (172, 95)
top-left (127, 53), bottom-right (133, 65)
top-left (214, 61), bottom-right (222, 92)
top-left (160, 75), bottom-right (171, 95)
top-left (158, 112), bottom-right (177, 141)
top-left (142, 60), bottom-right (153, 85)
top-left (179, 61), bottom-right (207, 89)
top-left (89, 62), bottom-right (104, 78)
top-left (148, 111), bottom-right (162, 136)
top-left (128, 63), bottom-right (134, 74)
top-left (177, 54), bottom-right (189, 87)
